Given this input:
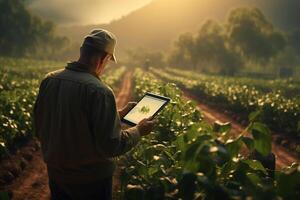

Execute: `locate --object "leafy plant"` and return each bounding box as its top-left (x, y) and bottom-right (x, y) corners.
top-left (0, 57), bottom-right (126, 158)
top-left (151, 67), bottom-right (300, 137)
top-left (119, 69), bottom-right (300, 200)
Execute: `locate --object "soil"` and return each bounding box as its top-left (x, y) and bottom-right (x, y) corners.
top-left (1, 71), bottom-right (133, 200)
top-left (113, 72), bottom-right (133, 199)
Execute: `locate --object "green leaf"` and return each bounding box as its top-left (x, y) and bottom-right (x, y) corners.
top-left (248, 110), bottom-right (261, 122)
top-left (175, 134), bottom-right (185, 151)
top-left (213, 121), bottom-right (231, 133)
top-left (241, 136), bottom-right (254, 151)
top-left (276, 166), bottom-right (300, 199)
top-left (226, 138), bottom-right (242, 158)
top-left (243, 159), bottom-right (267, 174)
top-left (251, 122), bottom-right (271, 156)
top-left (246, 172), bottom-right (262, 186)
top-left (148, 167), bottom-right (159, 176)
top-left (125, 184), bottom-right (145, 199)
top-left (163, 150), bottom-right (176, 162)
top-left (0, 192), bottom-right (9, 200)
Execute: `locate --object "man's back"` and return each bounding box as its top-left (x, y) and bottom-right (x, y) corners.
top-left (34, 61), bottom-right (135, 184)
top-left (33, 29), bottom-right (154, 200)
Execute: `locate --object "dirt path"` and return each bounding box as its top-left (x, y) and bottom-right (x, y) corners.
top-left (115, 72), bottom-right (133, 108)
top-left (184, 92), bottom-right (300, 169)
top-left (5, 149), bottom-right (50, 200)
top-left (113, 71), bottom-right (133, 199)
top-left (5, 72), bottom-right (133, 200)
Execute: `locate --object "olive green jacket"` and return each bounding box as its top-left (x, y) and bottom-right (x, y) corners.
top-left (33, 61), bottom-right (140, 184)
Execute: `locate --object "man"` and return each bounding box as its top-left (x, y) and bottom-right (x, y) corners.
top-left (33, 29), bottom-right (156, 200)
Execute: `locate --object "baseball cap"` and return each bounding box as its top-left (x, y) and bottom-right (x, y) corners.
top-left (82, 29), bottom-right (117, 63)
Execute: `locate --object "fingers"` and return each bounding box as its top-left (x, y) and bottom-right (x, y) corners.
top-left (143, 119), bottom-right (157, 127)
top-left (146, 116), bottom-right (158, 123)
top-left (140, 121), bottom-right (154, 132)
top-left (138, 118), bottom-right (148, 125)
top-left (128, 102), bottom-right (137, 106)
top-left (145, 120), bottom-right (155, 126)
top-left (121, 102), bottom-right (137, 113)
top-left (137, 117), bottom-right (158, 136)
top-left (152, 119), bottom-right (159, 124)
top-left (138, 117), bottom-right (158, 127)
top-left (127, 102), bottom-right (137, 109)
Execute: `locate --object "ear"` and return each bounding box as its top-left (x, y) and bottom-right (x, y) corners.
top-left (98, 56), bottom-right (104, 65)
top-left (103, 54), bottom-right (110, 63)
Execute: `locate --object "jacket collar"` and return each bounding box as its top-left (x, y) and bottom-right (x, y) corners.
top-left (65, 61), bottom-right (101, 81)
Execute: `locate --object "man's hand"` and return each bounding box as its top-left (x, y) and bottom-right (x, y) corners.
top-left (137, 117), bottom-right (157, 136)
top-left (118, 102), bottom-right (137, 119)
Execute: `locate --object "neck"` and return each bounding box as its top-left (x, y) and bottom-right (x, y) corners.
top-left (77, 58), bottom-right (99, 77)
top-left (77, 57), bottom-right (97, 73)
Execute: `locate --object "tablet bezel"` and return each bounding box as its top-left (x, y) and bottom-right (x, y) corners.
top-left (121, 92), bottom-right (170, 126)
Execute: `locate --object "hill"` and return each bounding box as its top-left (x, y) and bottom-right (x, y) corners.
top-left (56, 0), bottom-right (300, 59)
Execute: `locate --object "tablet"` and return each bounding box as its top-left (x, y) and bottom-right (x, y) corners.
top-left (121, 92), bottom-right (170, 126)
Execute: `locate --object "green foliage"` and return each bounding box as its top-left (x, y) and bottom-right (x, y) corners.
top-left (227, 7), bottom-right (286, 62)
top-left (166, 67), bottom-right (300, 98)
top-left (276, 163), bottom-right (300, 199)
top-left (196, 20), bottom-right (243, 76)
top-left (250, 122), bottom-right (272, 156)
top-left (101, 66), bottom-right (126, 89)
top-left (169, 20), bottom-right (242, 75)
top-left (168, 7), bottom-right (289, 76)
top-left (0, 57), bottom-right (126, 158)
top-left (152, 67), bottom-right (300, 137)
top-left (119, 69), bottom-right (300, 199)
top-left (0, 0), bottom-right (69, 59)
top-left (0, 191), bottom-right (9, 200)
top-left (0, 57), bottom-right (61, 157)
top-left (289, 29), bottom-right (300, 54)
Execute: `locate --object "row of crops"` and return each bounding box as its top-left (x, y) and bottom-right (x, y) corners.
top-left (119, 69), bottom-right (300, 199)
top-left (165, 68), bottom-right (300, 98)
top-left (0, 57), bottom-right (126, 159)
top-left (1, 57), bottom-right (299, 199)
top-left (149, 68), bottom-right (300, 137)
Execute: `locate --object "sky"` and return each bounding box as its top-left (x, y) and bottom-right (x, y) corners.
top-left (28, 0), bottom-right (152, 26)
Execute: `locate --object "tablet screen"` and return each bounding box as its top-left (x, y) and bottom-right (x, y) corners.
top-left (122, 93), bottom-right (170, 125)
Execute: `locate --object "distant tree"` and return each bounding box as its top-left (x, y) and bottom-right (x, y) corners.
top-left (288, 29), bottom-right (300, 54)
top-left (272, 47), bottom-right (300, 75)
top-left (218, 47), bottom-right (243, 76)
top-left (195, 20), bottom-right (225, 58)
top-left (166, 33), bottom-right (198, 69)
top-left (0, 0), bottom-right (69, 59)
top-left (168, 20), bottom-right (242, 75)
top-left (196, 20), bottom-right (243, 75)
top-left (0, 0), bottom-right (33, 56)
top-left (226, 7), bottom-right (286, 63)
top-left (167, 49), bottom-right (191, 69)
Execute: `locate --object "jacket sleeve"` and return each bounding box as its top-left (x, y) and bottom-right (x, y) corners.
top-left (90, 88), bottom-right (141, 157)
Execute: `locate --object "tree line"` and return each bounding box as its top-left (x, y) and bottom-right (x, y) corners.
top-left (128, 7), bottom-right (300, 77)
top-left (0, 0), bottom-right (69, 60)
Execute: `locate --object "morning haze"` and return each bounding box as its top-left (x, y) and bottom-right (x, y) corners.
top-left (51, 0), bottom-right (300, 59)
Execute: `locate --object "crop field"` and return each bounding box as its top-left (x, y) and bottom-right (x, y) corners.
top-left (150, 67), bottom-right (300, 138)
top-left (0, 57), bottom-right (125, 159)
top-left (2, 0), bottom-right (300, 199)
top-left (118, 69), bottom-right (300, 199)
top-left (0, 58), bottom-right (299, 200)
